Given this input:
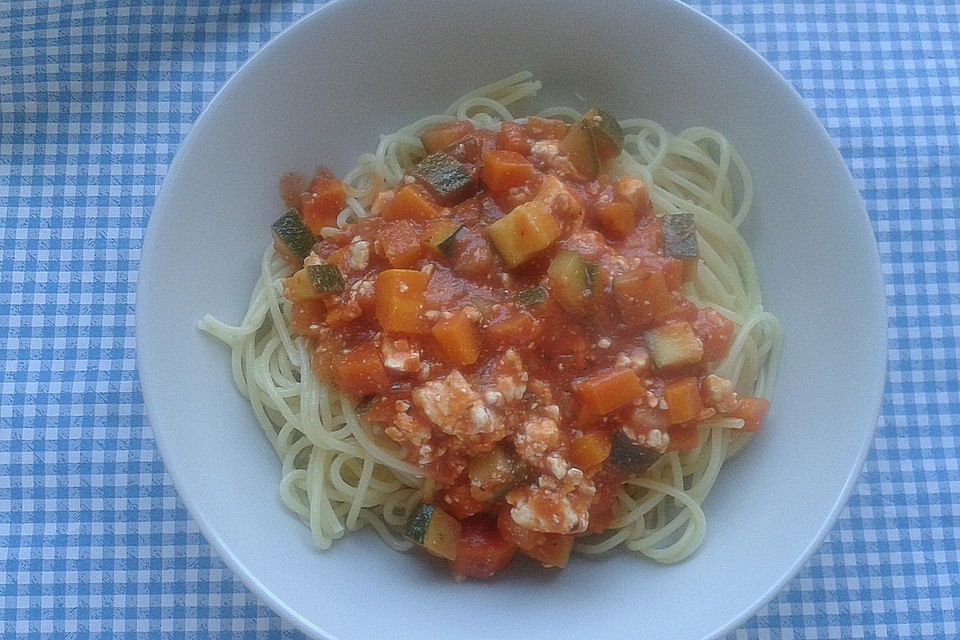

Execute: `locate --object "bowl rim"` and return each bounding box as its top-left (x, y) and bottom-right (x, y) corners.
top-left (136, 0), bottom-right (888, 637)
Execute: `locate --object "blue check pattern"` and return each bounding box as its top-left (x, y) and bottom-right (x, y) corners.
top-left (1, 1), bottom-right (958, 637)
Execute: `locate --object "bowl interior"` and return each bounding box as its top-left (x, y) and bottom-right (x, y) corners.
top-left (137, 0), bottom-right (886, 638)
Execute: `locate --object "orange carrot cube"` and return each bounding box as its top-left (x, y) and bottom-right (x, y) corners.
top-left (431, 311), bottom-right (480, 366)
top-left (480, 150), bottom-right (538, 193)
top-left (577, 368), bottom-right (644, 416)
top-left (383, 185), bottom-right (441, 221)
top-left (374, 269), bottom-right (430, 334)
top-left (596, 201), bottom-right (636, 239)
top-left (570, 432), bottom-right (612, 470)
top-left (663, 377), bottom-right (702, 424)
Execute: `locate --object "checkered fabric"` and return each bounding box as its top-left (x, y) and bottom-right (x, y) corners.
top-left (1, 0), bottom-right (957, 637)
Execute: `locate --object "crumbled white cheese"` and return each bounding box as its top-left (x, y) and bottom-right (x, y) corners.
top-left (646, 429), bottom-right (670, 452)
top-left (703, 374), bottom-right (738, 412)
top-left (507, 468), bottom-right (596, 534)
top-left (412, 370), bottom-right (501, 438)
top-left (348, 241), bottom-right (370, 270)
top-left (381, 338), bottom-right (421, 373)
top-left (617, 176), bottom-right (650, 208)
top-left (546, 452), bottom-right (568, 479)
top-left (597, 337), bottom-right (612, 349)
top-left (530, 140), bottom-right (560, 157)
top-left (535, 175), bottom-right (583, 220)
top-left (513, 416), bottom-right (560, 465)
top-left (483, 390), bottom-right (504, 406)
top-left (542, 404), bottom-right (560, 421)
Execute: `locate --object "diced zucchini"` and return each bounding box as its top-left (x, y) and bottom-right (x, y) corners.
top-left (487, 201), bottom-right (560, 268)
top-left (547, 250), bottom-right (590, 311)
top-left (467, 447), bottom-right (520, 502)
top-left (271, 209), bottom-right (316, 262)
top-left (662, 214), bottom-right (699, 260)
top-left (558, 120), bottom-right (599, 180)
top-left (515, 285), bottom-right (548, 307)
top-left (424, 220), bottom-right (463, 258)
top-left (411, 152), bottom-right (476, 204)
top-left (584, 262), bottom-right (599, 290)
top-left (645, 322), bottom-right (704, 370)
top-left (307, 264), bottom-right (345, 293)
top-left (284, 264), bottom-right (344, 301)
top-left (609, 431), bottom-right (660, 474)
top-left (583, 108), bottom-right (624, 160)
top-left (405, 503), bottom-right (461, 561)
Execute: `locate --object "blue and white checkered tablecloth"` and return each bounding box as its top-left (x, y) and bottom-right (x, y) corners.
top-left (2, 0), bottom-right (958, 637)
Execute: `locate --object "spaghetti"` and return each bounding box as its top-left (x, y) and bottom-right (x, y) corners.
top-left (200, 72), bottom-right (781, 568)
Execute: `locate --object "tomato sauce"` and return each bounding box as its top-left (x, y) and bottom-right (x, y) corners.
top-left (279, 114), bottom-right (768, 577)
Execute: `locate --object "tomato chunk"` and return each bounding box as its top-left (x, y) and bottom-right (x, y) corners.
top-left (729, 396), bottom-right (769, 432)
top-left (451, 516), bottom-right (516, 579)
top-left (693, 308), bottom-right (735, 362)
top-left (300, 172), bottom-right (346, 234)
top-left (330, 344), bottom-right (390, 400)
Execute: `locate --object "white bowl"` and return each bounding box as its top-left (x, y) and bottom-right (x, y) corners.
top-left (137, 0), bottom-right (886, 638)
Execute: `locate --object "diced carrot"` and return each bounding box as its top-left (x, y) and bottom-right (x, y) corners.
top-left (570, 431), bottom-right (612, 470)
top-left (374, 269), bottom-right (430, 334)
top-left (524, 116), bottom-right (570, 140)
top-left (575, 402), bottom-right (603, 430)
top-left (497, 121), bottom-right (531, 155)
top-left (480, 150), bottom-right (538, 193)
top-left (441, 482), bottom-right (487, 520)
top-left (382, 185), bottom-right (441, 221)
top-left (486, 310), bottom-right (543, 346)
top-left (323, 299), bottom-right (362, 328)
top-left (597, 200), bottom-right (636, 239)
top-left (452, 515), bottom-right (516, 579)
top-left (729, 396), bottom-right (769, 432)
top-left (577, 367), bottom-right (645, 416)
top-left (693, 308), bottom-right (735, 362)
top-left (613, 270), bottom-right (679, 327)
top-left (421, 121), bottom-right (475, 153)
top-left (300, 176), bottom-right (346, 234)
top-left (330, 343), bottom-right (390, 400)
top-left (596, 201), bottom-right (636, 239)
top-left (431, 311), bottom-right (480, 366)
top-left (290, 300), bottom-right (326, 337)
top-left (310, 331), bottom-right (343, 383)
top-left (379, 220), bottom-right (424, 268)
top-left (666, 423), bottom-right (701, 453)
top-left (526, 533), bottom-right (575, 568)
top-left (663, 377), bottom-right (702, 424)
